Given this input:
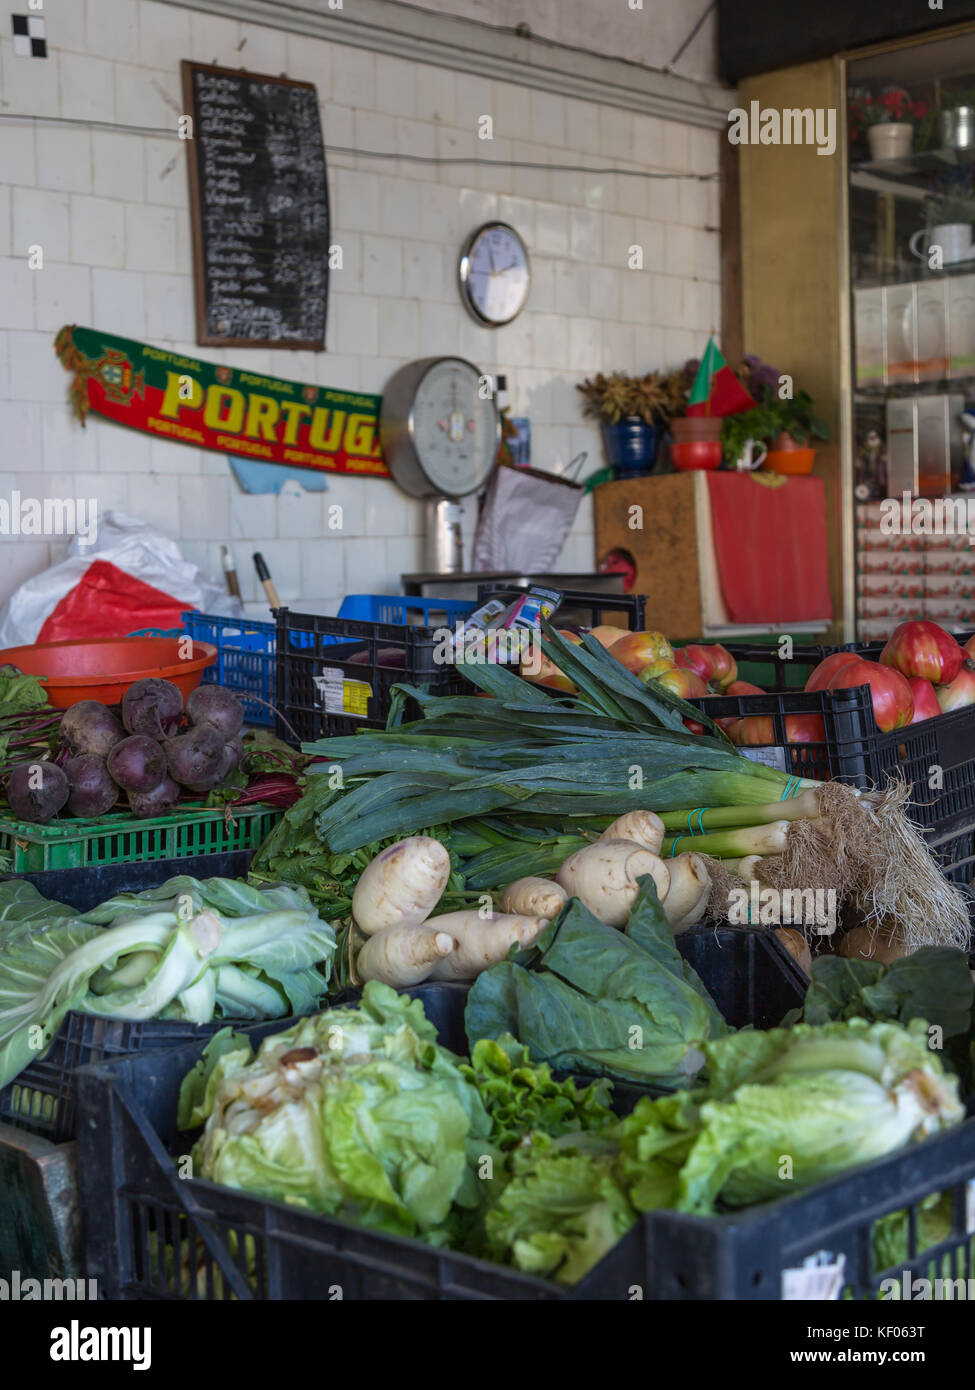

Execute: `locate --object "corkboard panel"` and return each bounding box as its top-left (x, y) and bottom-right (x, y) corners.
top-left (593, 475), bottom-right (704, 640)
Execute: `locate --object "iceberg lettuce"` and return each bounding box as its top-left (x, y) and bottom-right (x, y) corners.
top-left (186, 982), bottom-right (491, 1238)
top-left (620, 1018), bottom-right (964, 1216)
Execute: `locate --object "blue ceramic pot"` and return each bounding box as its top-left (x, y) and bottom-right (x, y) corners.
top-left (602, 418), bottom-right (659, 478)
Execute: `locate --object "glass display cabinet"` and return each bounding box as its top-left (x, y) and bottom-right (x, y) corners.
top-left (847, 31), bottom-right (975, 641)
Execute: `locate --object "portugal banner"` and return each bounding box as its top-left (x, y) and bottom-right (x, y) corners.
top-left (55, 325), bottom-right (389, 477)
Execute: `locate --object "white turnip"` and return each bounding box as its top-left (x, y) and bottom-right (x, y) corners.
top-left (556, 838), bottom-right (670, 927)
top-left (427, 911), bottom-right (548, 980)
top-left (356, 922), bottom-right (456, 986)
top-left (661, 853), bottom-right (710, 933)
top-left (600, 811), bottom-right (665, 854)
top-left (500, 876), bottom-right (567, 919)
top-left (352, 836), bottom-right (451, 936)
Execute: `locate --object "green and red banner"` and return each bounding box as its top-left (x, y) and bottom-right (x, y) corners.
top-left (55, 325), bottom-right (388, 477)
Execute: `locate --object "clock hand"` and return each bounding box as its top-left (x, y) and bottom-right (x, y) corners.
top-left (487, 244), bottom-right (497, 272)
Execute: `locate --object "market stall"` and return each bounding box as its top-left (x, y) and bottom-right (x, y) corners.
top-left (3, 0), bottom-right (975, 1335)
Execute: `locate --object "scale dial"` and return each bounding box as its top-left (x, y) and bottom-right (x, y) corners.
top-left (380, 356), bottom-right (500, 500)
top-left (458, 222), bottom-right (530, 326)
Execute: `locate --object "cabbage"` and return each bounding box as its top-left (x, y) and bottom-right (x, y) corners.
top-left (0, 876), bottom-right (336, 1089)
top-left (185, 982), bottom-right (491, 1238)
top-left (620, 1018), bottom-right (965, 1215)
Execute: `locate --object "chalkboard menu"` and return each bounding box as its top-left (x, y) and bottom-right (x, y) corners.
top-left (181, 61), bottom-right (329, 348)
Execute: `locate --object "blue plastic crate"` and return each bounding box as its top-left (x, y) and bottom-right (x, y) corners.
top-left (337, 594), bottom-right (475, 626)
top-left (181, 612), bottom-right (276, 726)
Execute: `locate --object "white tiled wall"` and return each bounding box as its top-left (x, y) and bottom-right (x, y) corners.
top-left (0, 0), bottom-right (721, 617)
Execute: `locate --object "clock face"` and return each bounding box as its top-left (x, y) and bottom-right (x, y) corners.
top-left (409, 358), bottom-right (499, 497)
top-left (459, 222), bottom-right (530, 326)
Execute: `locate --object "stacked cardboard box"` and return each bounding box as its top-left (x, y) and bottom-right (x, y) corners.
top-left (855, 501), bottom-right (975, 639)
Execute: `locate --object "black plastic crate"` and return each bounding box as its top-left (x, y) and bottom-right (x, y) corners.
top-left (1, 1013), bottom-right (225, 1144)
top-left (76, 978), bottom-right (975, 1300)
top-left (0, 848), bottom-right (274, 1144)
top-left (925, 813), bottom-right (975, 890)
top-left (475, 585), bottom-right (647, 633)
top-left (697, 678), bottom-right (975, 830)
top-left (274, 606), bottom-right (469, 740)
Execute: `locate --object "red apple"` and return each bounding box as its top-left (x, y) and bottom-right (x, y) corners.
top-left (587, 624), bottom-right (627, 649)
top-left (880, 620), bottom-right (965, 686)
top-left (729, 713), bottom-right (825, 746)
top-left (936, 666), bottom-right (975, 713)
top-left (826, 658), bottom-right (914, 731)
top-left (611, 629), bottom-right (675, 674)
top-left (907, 676), bottom-right (942, 724)
top-left (675, 643), bottom-right (738, 691)
top-left (805, 652), bottom-right (859, 693)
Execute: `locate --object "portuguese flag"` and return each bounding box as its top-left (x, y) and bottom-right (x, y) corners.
top-left (686, 337), bottom-right (755, 417)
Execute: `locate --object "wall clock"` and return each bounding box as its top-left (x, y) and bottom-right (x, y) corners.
top-left (380, 356), bottom-right (501, 499)
top-left (457, 221), bottom-right (531, 327)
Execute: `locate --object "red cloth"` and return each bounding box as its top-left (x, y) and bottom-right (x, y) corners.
top-left (38, 559), bottom-right (187, 642)
top-left (706, 473), bottom-right (833, 624)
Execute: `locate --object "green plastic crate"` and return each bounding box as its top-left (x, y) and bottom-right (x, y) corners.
top-left (0, 803), bottom-right (281, 873)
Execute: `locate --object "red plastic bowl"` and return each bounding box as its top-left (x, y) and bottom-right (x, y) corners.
top-left (0, 637), bottom-right (217, 709)
top-left (670, 440), bottom-right (723, 471)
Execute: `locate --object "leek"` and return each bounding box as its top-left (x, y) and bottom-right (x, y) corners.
top-left (662, 821), bottom-right (794, 860)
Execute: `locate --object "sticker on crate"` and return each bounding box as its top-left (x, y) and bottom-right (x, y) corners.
top-left (313, 668), bottom-right (372, 717)
top-left (781, 1251), bottom-right (847, 1300)
top-left (740, 746), bottom-right (788, 772)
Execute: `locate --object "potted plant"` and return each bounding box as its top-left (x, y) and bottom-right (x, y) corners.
top-left (721, 388), bottom-right (828, 475)
top-left (577, 371), bottom-right (671, 477)
top-left (848, 87), bottom-right (928, 162)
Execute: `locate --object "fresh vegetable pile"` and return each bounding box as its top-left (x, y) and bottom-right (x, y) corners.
top-left (263, 621), bottom-right (970, 964)
top-left (4, 677), bottom-right (250, 823)
top-left (176, 941), bottom-right (964, 1286)
top-left (0, 875), bottom-right (336, 1090)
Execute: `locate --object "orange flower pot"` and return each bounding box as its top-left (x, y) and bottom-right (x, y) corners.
top-left (764, 432), bottom-right (816, 475)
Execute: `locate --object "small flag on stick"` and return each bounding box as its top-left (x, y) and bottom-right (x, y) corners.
top-left (686, 337), bottom-right (755, 417)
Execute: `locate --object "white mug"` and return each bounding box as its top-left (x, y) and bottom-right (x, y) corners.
top-left (736, 439), bottom-right (768, 471)
top-left (910, 223), bottom-right (974, 265)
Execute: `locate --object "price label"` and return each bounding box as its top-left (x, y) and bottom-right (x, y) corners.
top-left (782, 1252), bottom-right (846, 1300)
top-left (313, 669), bottom-right (372, 717)
top-left (740, 746), bottom-right (788, 773)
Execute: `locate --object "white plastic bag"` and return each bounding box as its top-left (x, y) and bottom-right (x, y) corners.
top-left (0, 511), bottom-right (242, 648)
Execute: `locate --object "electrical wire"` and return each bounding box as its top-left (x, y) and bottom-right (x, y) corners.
top-left (0, 110), bottom-right (716, 179)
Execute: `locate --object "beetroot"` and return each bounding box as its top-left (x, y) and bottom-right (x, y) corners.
top-left (127, 777), bottom-right (181, 819)
top-left (217, 736), bottom-right (243, 783)
top-left (122, 678), bottom-right (183, 739)
top-left (8, 761), bottom-right (69, 824)
top-left (64, 754), bottom-right (119, 818)
top-left (60, 700), bottom-right (124, 759)
top-left (165, 724), bottom-right (226, 791)
top-left (107, 735), bottom-right (168, 793)
top-left (185, 685), bottom-right (244, 740)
